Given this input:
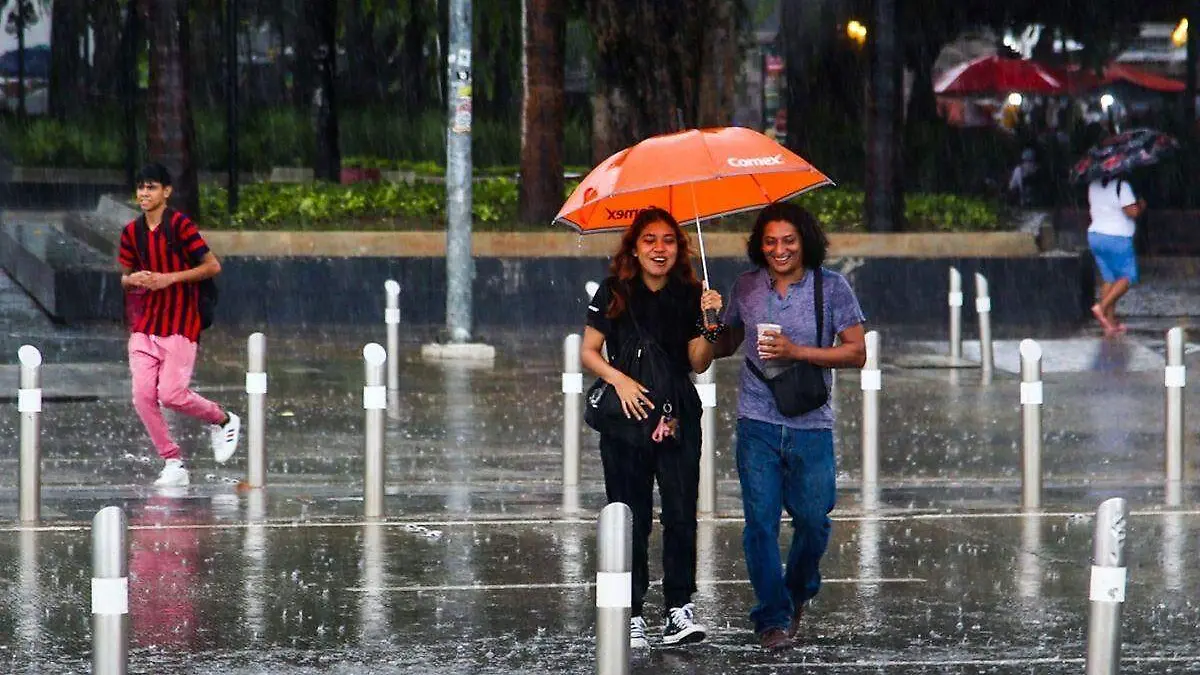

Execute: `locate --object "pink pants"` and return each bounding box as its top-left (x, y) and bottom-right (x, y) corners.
top-left (129, 333), bottom-right (224, 461)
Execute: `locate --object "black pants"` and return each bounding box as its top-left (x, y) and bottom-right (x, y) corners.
top-left (599, 422), bottom-right (701, 618)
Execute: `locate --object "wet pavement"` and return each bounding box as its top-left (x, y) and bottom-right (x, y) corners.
top-left (3, 273), bottom-right (1200, 673)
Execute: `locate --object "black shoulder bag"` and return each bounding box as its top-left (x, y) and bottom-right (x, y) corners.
top-left (744, 269), bottom-right (830, 417)
top-left (583, 294), bottom-right (682, 446)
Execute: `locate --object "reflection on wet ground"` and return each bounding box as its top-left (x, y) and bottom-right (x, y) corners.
top-left (1, 317), bottom-right (1199, 672)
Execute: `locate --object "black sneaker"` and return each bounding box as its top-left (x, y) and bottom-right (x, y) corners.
top-left (662, 603), bottom-right (706, 646)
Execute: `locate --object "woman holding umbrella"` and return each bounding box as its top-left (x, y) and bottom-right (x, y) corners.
top-left (581, 207), bottom-right (724, 649)
top-left (1087, 175), bottom-right (1144, 335)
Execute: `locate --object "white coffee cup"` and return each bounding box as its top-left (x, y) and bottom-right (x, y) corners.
top-left (756, 323), bottom-right (782, 346)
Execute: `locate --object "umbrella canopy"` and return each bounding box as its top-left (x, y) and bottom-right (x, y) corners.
top-left (1066, 62), bottom-right (1185, 94)
top-left (555, 127), bottom-right (832, 234)
top-left (555, 127), bottom-right (833, 287)
top-left (1070, 128), bottom-right (1179, 184)
top-left (934, 55), bottom-right (1066, 96)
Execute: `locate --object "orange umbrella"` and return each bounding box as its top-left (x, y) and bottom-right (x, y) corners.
top-left (554, 126), bottom-right (833, 286)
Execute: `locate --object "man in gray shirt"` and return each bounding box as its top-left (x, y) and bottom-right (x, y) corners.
top-left (714, 201), bottom-right (866, 650)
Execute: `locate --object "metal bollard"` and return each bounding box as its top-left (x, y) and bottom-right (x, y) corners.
top-left (563, 334), bottom-right (583, 489)
top-left (363, 343), bottom-right (388, 519)
top-left (948, 267), bottom-right (963, 360)
top-left (385, 280), bottom-right (401, 391)
top-left (92, 506), bottom-right (128, 675)
top-left (695, 365), bottom-right (717, 514)
top-left (861, 331), bottom-right (881, 490)
top-left (1085, 497), bottom-right (1127, 675)
top-left (1019, 339), bottom-right (1043, 510)
top-left (18, 345), bottom-right (42, 523)
top-left (975, 273), bottom-right (994, 382)
top-left (1164, 327), bottom-right (1186, 506)
top-left (246, 332), bottom-right (267, 488)
top-left (596, 502), bottom-right (632, 675)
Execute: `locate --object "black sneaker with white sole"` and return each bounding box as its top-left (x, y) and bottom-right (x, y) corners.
top-left (662, 603), bottom-right (706, 646)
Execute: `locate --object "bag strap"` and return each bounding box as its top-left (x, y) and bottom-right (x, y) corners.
top-left (813, 267), bottom-right (825, 348)
top-left (744, 355), bottom-right (769, 382)
top-left (743, 267), bottom-right (825, 380)
top-left (133, 215), bottom-right (149, 271)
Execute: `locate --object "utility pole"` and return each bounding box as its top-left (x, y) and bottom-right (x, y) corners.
top-left (445, 0), bottom-right (474, 342)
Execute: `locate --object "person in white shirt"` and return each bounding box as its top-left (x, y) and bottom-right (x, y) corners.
top-left (1086, 177), bottom-right (1145, 335)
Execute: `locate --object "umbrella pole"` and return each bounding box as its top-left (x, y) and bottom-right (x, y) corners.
top-left (688, 184), bottom-right (711, 289)
top-left (689, 183), bottom-right (719, 329)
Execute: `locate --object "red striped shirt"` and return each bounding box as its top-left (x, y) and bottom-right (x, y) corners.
top-left (119, 209), bottom-right (211, 342)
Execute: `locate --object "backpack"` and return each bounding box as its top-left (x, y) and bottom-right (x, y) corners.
top-left (133, 209), bottom-right (219, 330)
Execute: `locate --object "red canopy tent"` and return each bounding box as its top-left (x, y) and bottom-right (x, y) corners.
top-left (1066, 63), bottom-right (1185, 94)
top-left (934, 55), bottom-right (1067, 95)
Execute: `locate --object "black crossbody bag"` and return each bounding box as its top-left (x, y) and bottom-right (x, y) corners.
top-left (744, 269), bottom-right (830, 417)
top-left (584, 288), bottom-right (683, 446)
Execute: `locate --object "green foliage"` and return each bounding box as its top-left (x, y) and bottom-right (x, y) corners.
top-left (1, 106), bottom-right (591, 173)
top-left (0, 114), bottom-right (127, 168)
top-left (198, 180), bottom-right (1006, 233)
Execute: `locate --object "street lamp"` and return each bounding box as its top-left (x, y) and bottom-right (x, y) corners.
top-left (1007, 92), bottom-right (1024, 107)
top-left (1172, 18), bottom-right (1188, 48)
top-left (846, 20), bottom-right (867, 47)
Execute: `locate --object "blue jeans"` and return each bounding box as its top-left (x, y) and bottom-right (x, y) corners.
top-left (735, 418), bottom-right (836, 634)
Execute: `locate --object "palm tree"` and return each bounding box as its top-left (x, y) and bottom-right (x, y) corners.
top-left (865, 0), bottom-right (903, 232)
top-left (518, 0), bottom-right (565, 225)
top-left (140, 0), bottom-right (200, 215)
top-left (309, 0), bottom-right (340, 182)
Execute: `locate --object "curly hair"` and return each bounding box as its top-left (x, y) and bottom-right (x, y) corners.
top-left (746, 201), bottom-right (828, 271)
top-left (606, 207), bottom-right (700, 318)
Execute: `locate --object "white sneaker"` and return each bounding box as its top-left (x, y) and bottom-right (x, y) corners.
top-left (154, 459), bottom-right (190, 487)
top-left (662, 603), bottom-right (706, 646)
top-left (211, 412), bottom-right (241, 464)
top-left (630, 615), bottom-right (650, 649)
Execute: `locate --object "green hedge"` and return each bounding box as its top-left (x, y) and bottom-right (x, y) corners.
top-left (0, 107), bottom-right (593, 171)
top-left (198, 179), bottom-right (1008, 232)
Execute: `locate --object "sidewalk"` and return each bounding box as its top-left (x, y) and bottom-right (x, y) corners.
top-left (1, 302), bottom-right (1198, 671)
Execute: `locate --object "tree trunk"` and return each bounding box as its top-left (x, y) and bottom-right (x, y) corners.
top-left (401, 0), bottom-right (433, 113)
top-left (905, 40), bottom-right (939, 129)
top-left (865, 0), bottom-right (903, 232)
top-left (141, 0), bottom-right (199, 216)
top-left (49, 0), bottom-right (85, 119)
top-left (16, 0), bottom-right (28, 119)
top-left (310, 0), bottom-right (340, 181)
top-left (90, 0), bottom-right (124, 103)
top-left (697, 0), bottom-right (739, 127)
top-left (517, 0), bottom-right (564, 225)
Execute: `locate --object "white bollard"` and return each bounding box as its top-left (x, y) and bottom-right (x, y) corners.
top-left (363, 343), bottom-right (388, 519)
top-left (948, 267), bottom-right (963, 360)
top-left (563, 334), bottom-right (583, 489)
top-left (91, 506), bottom-right (128, 674)
top-left (975, 273), bottom-right (994, 382)
top-left (861, 331), bottom-right (881, 490)
top-left (596, 502), bottom-right (632, 675)
top-left (1165, 327), bottom-right (1186, 506)
top-left (246, 332), bottom-right (267, 488)
top-left (18, 345), bottom-right (42, 523)
top-left (1085, 497), bottom-right (1127, 675)
top-left (1020, 339), bottom-right (1042, 510)
top-left (695, 365), bottom-right (717, 515)
top-left (385, 280), bottom-right (401, 392)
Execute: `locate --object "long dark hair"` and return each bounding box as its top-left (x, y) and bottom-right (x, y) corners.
top-left (746, 201), bottom-right (828, 271)
top-left (606, 207), bottom-right (700, 319)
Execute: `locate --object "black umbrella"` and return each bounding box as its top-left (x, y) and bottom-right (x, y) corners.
top-left (1070, 128), bottom-right (1179, 184)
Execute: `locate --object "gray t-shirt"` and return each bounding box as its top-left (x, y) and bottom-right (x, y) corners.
top-left (724, 266), bottom-right (865, 429)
